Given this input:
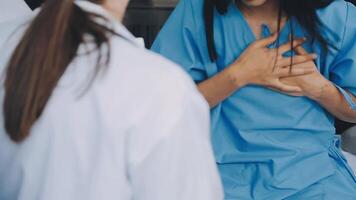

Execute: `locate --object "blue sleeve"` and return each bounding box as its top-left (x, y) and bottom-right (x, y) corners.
top-left (151, 0), bottom-right (212, 83)
top-left (329, 2), bottom-right (356, 110)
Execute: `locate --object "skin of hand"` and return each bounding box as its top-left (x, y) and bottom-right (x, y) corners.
top-left (197, 33), bottom-right (317, 108)
top-left (279, 45), bottom-right (356, 122)
top-left (231, 34), bottom-right (318, 92)
top-left (280, 45), bottom-right (332, 99)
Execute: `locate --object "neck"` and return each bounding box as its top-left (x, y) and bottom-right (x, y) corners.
top-left (238, 0), bottom-right (282, 21)
top-left (102, 0), bottom-right (127, 22)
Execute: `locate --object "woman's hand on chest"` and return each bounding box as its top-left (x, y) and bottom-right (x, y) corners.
top-left (279, 45), bottom-right (331, 100)
top-left (231, 34), bottom-right (318, 93)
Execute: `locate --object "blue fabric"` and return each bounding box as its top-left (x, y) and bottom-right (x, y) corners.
top-left (152, 0), bottom-right (356, 199)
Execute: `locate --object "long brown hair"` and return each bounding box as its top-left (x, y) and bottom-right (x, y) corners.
top-left (4, 0), bottom-right (114, 142)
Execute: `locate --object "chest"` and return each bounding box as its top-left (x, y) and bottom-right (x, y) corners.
top-left (243, 15), bottom-right (288, 40)
top-left (212, 11), bottom-right (331, 74)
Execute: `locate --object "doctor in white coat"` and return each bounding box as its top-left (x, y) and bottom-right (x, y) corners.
top-left (0, 0), bottom-right (223, 200)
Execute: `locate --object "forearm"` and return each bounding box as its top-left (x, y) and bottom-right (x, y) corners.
top-left (312, 79), bottom-right (356, 123)
top-left (197, 65), bottom-right (246, 108)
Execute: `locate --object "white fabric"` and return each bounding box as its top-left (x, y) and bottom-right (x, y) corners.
top-left (343, 151), bottom-right (356, 175)
top-left (135, 37), bottom-right (145, 48)
top-left (0, 0), bottom-right (32, 23)
top-left (0, 1), bottom-right (224, 200)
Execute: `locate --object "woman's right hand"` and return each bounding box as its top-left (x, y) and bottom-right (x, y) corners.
top-left (230, 33), bottom-right (317, 93)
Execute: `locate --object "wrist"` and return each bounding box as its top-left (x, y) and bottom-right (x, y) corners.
top-left (227, 62), bottom-right (249, 89)
top-left (308, 78), bottom-right (333, 101)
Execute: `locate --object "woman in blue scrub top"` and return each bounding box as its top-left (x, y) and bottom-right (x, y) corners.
top-left (152, 0), bottom-right (356, 199)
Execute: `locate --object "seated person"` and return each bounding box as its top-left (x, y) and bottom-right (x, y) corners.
top-left (152, 0), bottom-right (356, 199)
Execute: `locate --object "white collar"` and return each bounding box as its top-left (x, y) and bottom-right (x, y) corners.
top-left (74, 0), bottom-right (143, 48)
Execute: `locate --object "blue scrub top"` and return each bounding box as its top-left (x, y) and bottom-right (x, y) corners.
top-left (152, 0), bottom-right (356, 199)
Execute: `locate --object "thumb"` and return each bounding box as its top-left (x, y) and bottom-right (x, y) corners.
top-left (257, 33), bottom-right (278, 47)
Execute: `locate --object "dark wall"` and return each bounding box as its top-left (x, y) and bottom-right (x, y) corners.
top-left (23, 0), bottom-right (356, 10)
top-left (24, 0), bottom-right (43, 10)
top-left (22, 0), bottom-right (356, 11)
top-left (124, 0), bottom-right (177, 47)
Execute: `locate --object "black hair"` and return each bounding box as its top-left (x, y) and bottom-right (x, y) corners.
top-left (204, 0), bottom-right (335, 61)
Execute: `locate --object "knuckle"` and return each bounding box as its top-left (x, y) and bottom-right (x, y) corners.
top-left (268, 51), bottom-right (276, 58)
top-left (295, 57), bottom-right (303, 63)
top-left (273, 68), bottom-right (281, 74)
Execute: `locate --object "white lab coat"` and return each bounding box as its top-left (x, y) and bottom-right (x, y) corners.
top-left (0, 1), bottom-right (224, 200)
top-left (344, 151), bottom-right (356, 174)
top-left (0, 0), bottom-right (32, 23)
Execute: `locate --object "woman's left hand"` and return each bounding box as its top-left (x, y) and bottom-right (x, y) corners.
top-left (278, 45), bottom-right (356, 123)
top-left (279, 46), bottom-right (331, 100)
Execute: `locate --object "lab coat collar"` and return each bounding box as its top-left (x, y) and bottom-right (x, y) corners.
top-left (75, 0), bottom-right (143, 48)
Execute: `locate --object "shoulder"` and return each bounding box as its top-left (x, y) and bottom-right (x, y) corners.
top-left (176, 0), bottom-right (204, 12)
top-left (0, 16), bottom-right (33, 74)
top-left (107, 37), bottom-right (209, 130)
top-left (317, 0), bottom-right (351, 22)
top-left (170, 0), bottom-right (205, 27)
top-left (0, 10), bottom-right (36, 51)
top-left (0, 17), bottom-right (32, 47)
top-left (118, 39), bottom-right (196, 86)
top-left (316, 0), bottom-right (355, 48)
top-left (109, 36), bottom-right (204, 104)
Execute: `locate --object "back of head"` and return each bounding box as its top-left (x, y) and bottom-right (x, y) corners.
top-left (3, 0), bottom-right (112, 143)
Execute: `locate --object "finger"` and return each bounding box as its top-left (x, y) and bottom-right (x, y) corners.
top-left (277, 54), bottom-right (317, 68)
top-left (271, 88), bottom-right (304, 96)
top-left (256, 33), bottom-right (278, 47)
top-left (267, 87), bottom-right (304, 96)
top-left (295, 45), bottom-right (309, 55)
top-left (286, 92), bottom-right (304, 97)
top-left (272, 80), bottom-right (303, 93)
top-left (277, 67), bottom-right (315, 78)
top-left (277, 38), bottom-right (306, 54)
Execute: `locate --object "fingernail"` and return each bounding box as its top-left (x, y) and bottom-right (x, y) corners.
top-left (312, 54), bottom-right (318, 58)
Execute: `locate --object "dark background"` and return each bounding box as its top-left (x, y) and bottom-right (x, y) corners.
top-left (22, 0), bottom-right (356, 134)
top-left (24, 0), bottom-right (42, 10)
